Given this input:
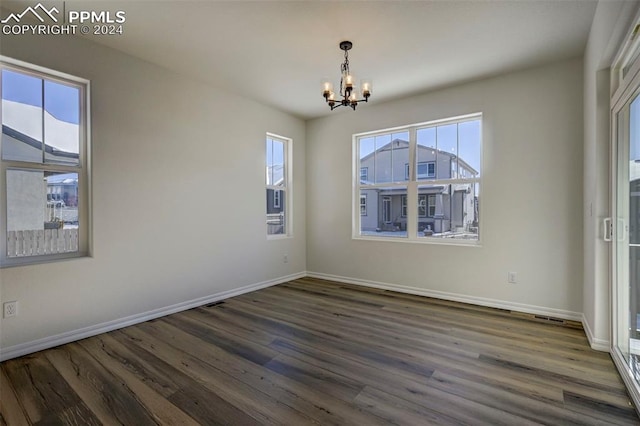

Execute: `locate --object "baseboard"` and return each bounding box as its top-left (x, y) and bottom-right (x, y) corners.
top-left (0, 271), bottom-right (306, 362)
top-left (306, 271), bottom-right (584, 322)
top-left (582, 313), bottom-right (611, 352)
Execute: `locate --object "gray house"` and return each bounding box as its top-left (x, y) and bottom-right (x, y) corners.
top-left (359, 139), bottom-right (478, 235)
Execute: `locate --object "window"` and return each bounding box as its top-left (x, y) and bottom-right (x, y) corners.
top-left (1, 58), bottom-right (90, 266)
top-left (360, 194), bottom-right (367, 216)
top-left (382, 196), bottom-right (392, 223)
top-left (273, 190), bottom-right (281, 209)
top-left (405, 162), bottom-right (435, 180)
top-left (417, 194), bottom-right (427, 217)
top-left (360, 167), bottom-right (368, 181)
top-left (427, 195), bottom-right (436, 217)
top-left (354, 113), bottom-right (481, 244)
top-left (266, 133), bottom-right (291, 237)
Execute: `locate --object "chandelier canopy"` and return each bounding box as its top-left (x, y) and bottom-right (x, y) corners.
top-left (321, 41), bottom-right (371, 111)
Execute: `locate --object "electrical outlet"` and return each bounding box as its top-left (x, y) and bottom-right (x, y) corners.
top-left (283, 254), bottom-right (289, 263)
top-left (508, 272), bottom-right (517, 284)
top-left (3, 301), bottom-right (18, 318)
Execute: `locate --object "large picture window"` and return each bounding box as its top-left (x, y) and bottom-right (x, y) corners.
top-left (266, 133), bottom-right (291, 237)
top-left (1, 57), bottom-right (90, 265)
top-left (354, 113), bottom-right (481, 244)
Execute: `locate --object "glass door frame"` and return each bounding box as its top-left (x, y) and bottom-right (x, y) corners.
top-left (611, 36), bottom-right (640, 409)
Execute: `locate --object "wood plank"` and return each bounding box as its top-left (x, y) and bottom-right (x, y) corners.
top-left (109, 329), bottom-right (263, 426)
top-left (2, 355), bottom-right (100, 425)
top-left (222, 301), bottom-right (438, 380)
top-left (123, 319), bottom-right (389, 425)
top-left (0, 367), bottom-right (30, 426)
top-left (116, 323), bottom-right (315, 425)
top-left (253, 284), bottom-right (619, 384)
top-left (563, 390), bottom-right (639, 425)
top-left (427, 370), bottom-right (600, 425)
top-left (78, 335), bottom-right (200, 425)
top-left (263, 354), bottom-right (364, 402)
top-left (267, 282), bottom-right (595, 354)
top-left (162, 314), bottom-right (277, 365)
top-left (268, 336), bottom-right (567, 407)
top-left (44, 343), bottom-right (159, 425)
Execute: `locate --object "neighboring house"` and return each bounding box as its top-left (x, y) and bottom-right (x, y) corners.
top-left (46, 172), bottom-right (78, 209)
top-left (359, 138), bottom-right (478, 234)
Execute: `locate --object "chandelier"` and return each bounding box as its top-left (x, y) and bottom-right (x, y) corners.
top-left (321, 41), bottom-right (372, 111)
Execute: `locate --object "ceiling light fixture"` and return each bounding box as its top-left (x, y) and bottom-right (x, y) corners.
top-left (321, 41), bottom-right (371, 111)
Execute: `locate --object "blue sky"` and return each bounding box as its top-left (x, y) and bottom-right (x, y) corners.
top-left (2, 69), bottom-right (79, 124)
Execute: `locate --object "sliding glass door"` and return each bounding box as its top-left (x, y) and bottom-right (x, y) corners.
top-left (612, 48), bottom-right (640, 403)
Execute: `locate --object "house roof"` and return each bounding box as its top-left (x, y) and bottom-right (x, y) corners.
top-left (360, 138), bottom-right (479, 176)
top-left (2, 125), bottom-right (79, 160)
top-left (266, 164), bottom-right (284, 186)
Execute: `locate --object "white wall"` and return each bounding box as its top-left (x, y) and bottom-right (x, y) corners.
top-left (0, 31), bottom-right (306, 355)
top-left (306, 58), bottom-right (584, 317)
top-left (583, 0), bottom-right (640, 351)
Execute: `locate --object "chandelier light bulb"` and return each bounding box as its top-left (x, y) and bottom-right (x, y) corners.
top-left (344, 74), bottom-right (354, 89)
top-left (361, 79), bottom-right (372, 98)
top-left (321, 80), bottom-right (333, 97)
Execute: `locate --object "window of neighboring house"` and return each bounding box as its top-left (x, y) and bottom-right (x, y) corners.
top-left (417, 194), bottom-right (427, 217)
top-left (1, 58), bottom-right (90, 266)
top-left (427, 194), bottom-right (436, 217)
top-left (266, 133), bottom-right (292, 237)
top-left (406, 162), bottom-right (435, 180)
top-left (360, 194), bottom-right (367, 216)
top-left (354, 113), bottom-right (481, 244)
top-left (360, 167), bottom-right (368, 181)
top-left (273, 190), bottom-right (281, 209)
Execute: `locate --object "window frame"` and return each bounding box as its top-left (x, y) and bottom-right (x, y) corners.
top-left (1, 56), bottom-right (91, 267)
top-left (353, 113), bottom-right (482, 246)
top-left (265, 132), bottom-right (292, 239)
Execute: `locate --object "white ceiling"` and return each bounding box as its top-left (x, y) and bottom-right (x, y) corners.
top-left (4, 1), bottom-right (599, 120)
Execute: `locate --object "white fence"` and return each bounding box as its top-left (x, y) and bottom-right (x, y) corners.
top-left (7, 229), bottom-right (78, 258)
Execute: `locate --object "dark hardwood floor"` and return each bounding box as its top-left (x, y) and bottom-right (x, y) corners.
top-left (1, 277), bottom-right (639, 425)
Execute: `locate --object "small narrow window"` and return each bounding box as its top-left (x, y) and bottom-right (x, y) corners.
top-left (266, 134), bottom-right (291, 237)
